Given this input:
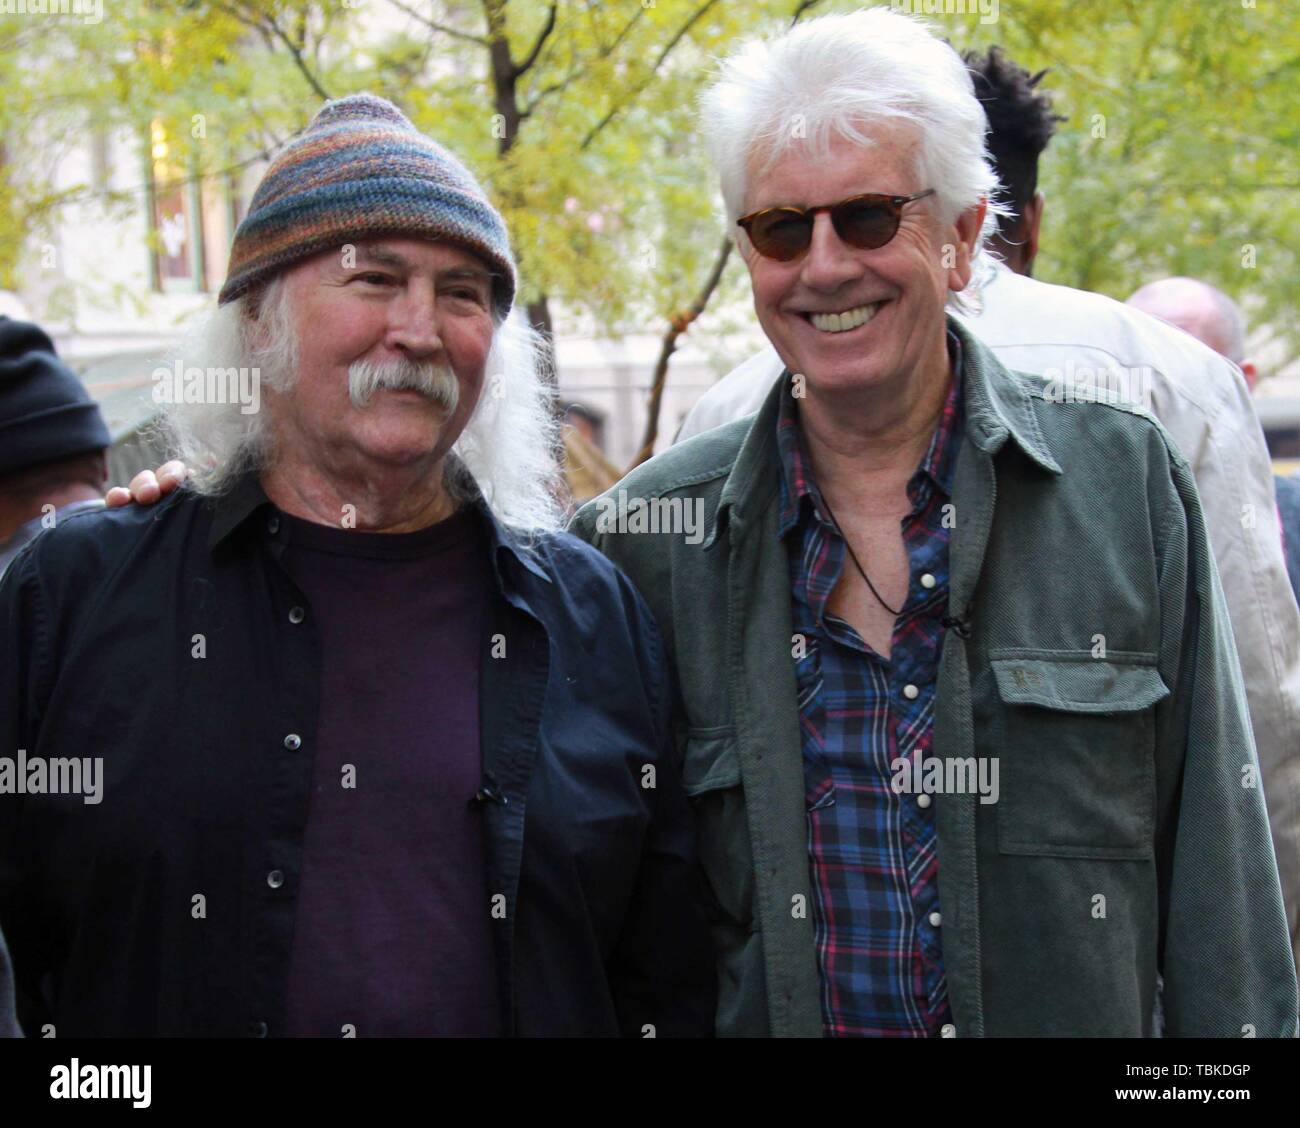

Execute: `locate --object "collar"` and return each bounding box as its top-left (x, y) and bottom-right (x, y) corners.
top-left (706, 314), bottom-right (1061, 549)
top-left (206, 464), bottom-right (552, 593)
top-left (951, 315), bottom-right (1061, 474)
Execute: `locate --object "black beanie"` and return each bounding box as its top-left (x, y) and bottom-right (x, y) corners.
top-left (0, 317), bottom-right (111, 477)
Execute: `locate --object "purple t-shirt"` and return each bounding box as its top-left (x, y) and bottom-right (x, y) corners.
top-left (280, 505), bottom-right (499, 1036)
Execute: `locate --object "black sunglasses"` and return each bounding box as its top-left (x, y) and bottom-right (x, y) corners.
top-left (737, 188), bottom-right (937, 261)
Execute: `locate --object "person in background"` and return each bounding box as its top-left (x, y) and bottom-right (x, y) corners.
top-left (0, 318), bottom-right (110, 578)
top-left (675, 42), bottom-right (1300, 967)
top-left (1127, 276), bottom-right (1258, 387)
top-left (966, 46), bottom-right (1063, 278)
top-left (0, 317), bottom-right (108, 1036)
top-left (1281, 477), bottom-right (1300, 605)
top-left (1127, 276), bottom-right (1300, 605)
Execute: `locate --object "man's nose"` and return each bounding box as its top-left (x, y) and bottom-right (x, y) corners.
top-left (800, 210), bottom-right (863, 291)
top-left (387, 280), bottom-right (443, 357)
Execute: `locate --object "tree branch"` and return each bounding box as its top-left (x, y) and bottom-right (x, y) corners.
top-left (384, 0), bottom-right (490, 46)
top-left (601, 5), bottom-right (646, 57)
top-left (522, 70), bottom-right (579, 117)
top-left (580, 0), bottom-right (723, 151)
top-left (215, 1), bottom-right (333, 101)
top-left (269, 13), bottom-right (332, 101)
top-left (628, 235), bottom-right (734, 469)
top-left (789, 0), bottom-right (826, 22)
top-left (519, 5), bottom-right (648, 120)
top-left (514, 0), bottom-right (557, 78)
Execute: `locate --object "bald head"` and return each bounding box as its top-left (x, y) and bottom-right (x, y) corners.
top-left (1126, 276), bottom-right (1247, 364)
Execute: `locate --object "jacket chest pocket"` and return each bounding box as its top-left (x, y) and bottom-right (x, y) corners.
top-left (681, 728), bottom-right (756, 928)
top-left (989, 651), bottom-right (1168, 860)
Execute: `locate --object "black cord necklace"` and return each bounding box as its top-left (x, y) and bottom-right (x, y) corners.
top-left (817, 490), bottom-right (905, 618)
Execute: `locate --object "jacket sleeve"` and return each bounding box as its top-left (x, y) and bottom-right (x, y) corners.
top-left (1154, 448), bottom-right (1300, 1036)
top-left (603, 574), bottom-right (717, 1037)
top-left (0, 924), bottom-right (20, 1038)
top-left (0, 545), bottom-right (53, 1037)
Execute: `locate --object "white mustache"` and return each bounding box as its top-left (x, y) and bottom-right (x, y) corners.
top-left (347, 358), bottom-right (460, 411)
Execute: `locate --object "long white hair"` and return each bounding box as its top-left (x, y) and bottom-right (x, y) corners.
top-left (699, 6), bottom-right (1011, 309)
top-left (158, 278), bottom-right (563, 532)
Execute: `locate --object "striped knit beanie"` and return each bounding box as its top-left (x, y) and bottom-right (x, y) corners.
top-left (218, 93), bottom-right (516, 317)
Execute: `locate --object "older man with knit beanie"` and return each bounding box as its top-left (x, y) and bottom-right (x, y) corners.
top-left (0, 94), bottom-right (714, 1037)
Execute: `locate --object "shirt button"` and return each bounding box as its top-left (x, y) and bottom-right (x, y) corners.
top-left (249, 1020), bottom-right (268, 1038)
top-left (920, 573), bottom-right (936, 589)
top-left (266, 869), bottom-right (285, 889)
top-left (917, 793), bottom-right (932, 809)
top-left (940, 1023), bottom-right (956, 1038)
top-left (288, 606), bottom-right (305, 624)
top-left (283, 733), bottom-right (301, 751)
top-left (267, 516), bottom-right (280, 535)
top-left (903, 684), bottom-right (920, 700)
top-left (929, 911), bottom-right (942, 927)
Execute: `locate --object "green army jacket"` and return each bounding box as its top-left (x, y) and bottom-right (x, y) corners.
top-left (570, 317), bottom-right (1299, 1038)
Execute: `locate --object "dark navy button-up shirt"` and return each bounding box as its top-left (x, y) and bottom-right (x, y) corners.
top-left (0, 468), bottom-right (714, 1037)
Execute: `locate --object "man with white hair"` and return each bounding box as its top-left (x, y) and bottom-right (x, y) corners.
top-left (571, 8), bottom-right (1297, 1036)
top-left (0, 94), bottom-right (714, 1037)
top-left (678, 44), bottom-right (1300, 976)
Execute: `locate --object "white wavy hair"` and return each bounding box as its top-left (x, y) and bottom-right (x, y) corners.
top-left (699, 6), bottom-right (1010, 310)
top-left (159, 277), bottom-right (563, 532)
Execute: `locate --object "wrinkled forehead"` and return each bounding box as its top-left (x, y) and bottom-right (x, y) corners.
top-left (743, 119), bottom-right (923, 210)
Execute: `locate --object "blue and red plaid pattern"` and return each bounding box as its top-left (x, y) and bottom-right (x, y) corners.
top-left (777, 335), bottom-right (965, 1037)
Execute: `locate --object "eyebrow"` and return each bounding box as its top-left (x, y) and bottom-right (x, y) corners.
top-left (355, 245), bottom-right (410, 271)
top-left (438, 266), bottom-right (496, 284)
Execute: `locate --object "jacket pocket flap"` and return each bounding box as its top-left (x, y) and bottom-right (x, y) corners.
top-left (990, 654), bottom-right (1169, 714)
top-left (682, 731), bottom-right (742, 796)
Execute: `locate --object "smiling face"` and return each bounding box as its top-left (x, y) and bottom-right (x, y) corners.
top-left (264, 237), bottom-right (496, 480)
top-left (741, 125), bottom-right (982, 402)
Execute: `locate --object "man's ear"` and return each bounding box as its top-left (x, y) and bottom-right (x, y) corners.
top-left (947, 198), bottom-right (988, 293)
top-left (1020, 192), bottom-right (1045, 276)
